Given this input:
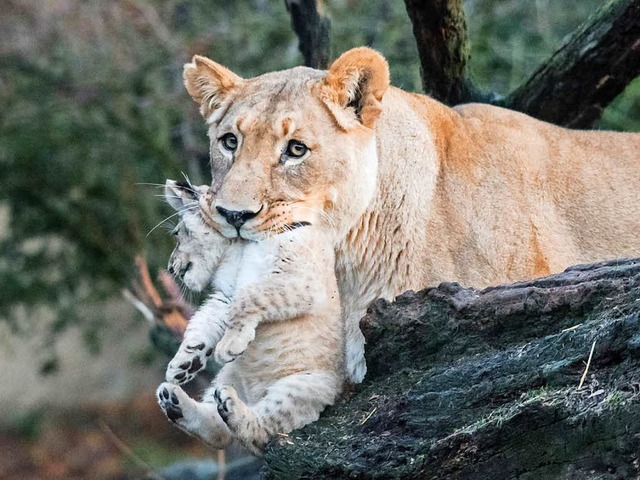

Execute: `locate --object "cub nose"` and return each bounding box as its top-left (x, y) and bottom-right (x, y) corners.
top-left (216, 206), bottom-right (260, 229)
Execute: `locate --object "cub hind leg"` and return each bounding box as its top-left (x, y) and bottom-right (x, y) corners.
top-left (156, 382), bottom-right (232, 448)
top-left (214, 371), bottom-right (342, 455)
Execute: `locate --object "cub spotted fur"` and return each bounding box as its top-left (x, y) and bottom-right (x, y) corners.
top-left (157, 180), bottom-right (343, 454)
top-left (182, 48), bottom-right (640, 385)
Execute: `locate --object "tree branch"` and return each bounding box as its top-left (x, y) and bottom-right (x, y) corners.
top-left (505, 0), bottom-right (640, 128)
top-left (125, 255), bottom-right (192, 356)
top-left (285, 0), bottom-right (331, 69)
top-left (403, 0), bottom-right (479, 105)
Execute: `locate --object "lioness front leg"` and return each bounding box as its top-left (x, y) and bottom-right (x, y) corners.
top-left (344, 309), bottom-right (368, 384)
top-left (166, 292), bottom-right (230, 384)
top-left (213, 371), bottom-right (341, 455)
top-left (156, 382), bottom-right (232, 448)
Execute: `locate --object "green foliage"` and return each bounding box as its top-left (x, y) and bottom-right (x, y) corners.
top-left (1, 0), bottom-right (638, 361)
top-left (327, 0), bottom-right (422, 91)
top-left (465, 0), bottom-right (595, 94)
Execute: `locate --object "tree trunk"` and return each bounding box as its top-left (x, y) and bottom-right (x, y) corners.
top-left (403, 0), bottom-right (479, 105)
top-left (263, 258), bottom-right (640, 479)
top-left (505, 0), bottom-right (640, 128)
top-left (285, 0), bottom-right (331, 69)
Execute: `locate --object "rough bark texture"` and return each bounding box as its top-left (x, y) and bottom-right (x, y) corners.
top-left (263, 258), bottom-right (640, 479)
top-left (403, 0), bottom-right (478, 105)
top-left (285, 0), bottom-right (331, 69)
top-left (505, 0), bottom-right (640, 128)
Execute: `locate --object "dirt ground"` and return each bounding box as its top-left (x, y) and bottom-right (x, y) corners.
top-left (0, 392), bottom-right (220, 480)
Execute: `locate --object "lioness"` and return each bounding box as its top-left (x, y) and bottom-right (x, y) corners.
top-left (183, 47), bottom-right (640, 385)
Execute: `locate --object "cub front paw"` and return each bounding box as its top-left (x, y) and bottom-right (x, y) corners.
top-left (214, 328), bottom-right (254, 365)
top-left (156, 382), bottom-right (185, 423)
top-left (166, 342), bottom-right (213, 384)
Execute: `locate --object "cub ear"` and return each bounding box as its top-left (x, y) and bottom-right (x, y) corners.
top-left (164, 179), bottom-right (199, 213)
top-left (322, 47), bottom-right (390, 130)
top-left (183, 55), bottom-right (244, 121)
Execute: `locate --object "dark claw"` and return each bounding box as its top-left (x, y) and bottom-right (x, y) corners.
top-left (194, 343), bottom-right (205, 350)
top-left (175, 372), bottom-right (186, 380)
top-left (213, 389), bottom-right (221, 403)
top-left (189, 357), bottom-right (203, 373)
top-left (206, 348), bottom-right (213, 356)
top-left (162, 388), bottom-right (169, 400)
top-left (170, 392), bottom-right (179, 405)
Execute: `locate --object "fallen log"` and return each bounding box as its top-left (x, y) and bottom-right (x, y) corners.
top-left (264, 258), bottom-right (640, 479)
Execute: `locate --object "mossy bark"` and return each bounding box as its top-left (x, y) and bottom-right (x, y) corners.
top-left (505, 0), bottom-right (640, 128)
top-left (285, 0), bottom-right (331, 70)
top-left (403, 0), bottom-right (479, 105)
top-left (264, 258), bottom-right (640, 479)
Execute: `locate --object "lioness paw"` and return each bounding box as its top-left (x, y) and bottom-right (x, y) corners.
top-left (214, 328), bottom-right (255, 365)
top-left (166, 342), bottom-right (213, 384)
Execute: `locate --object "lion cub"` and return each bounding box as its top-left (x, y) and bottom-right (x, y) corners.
top-left (157, 179), bottom-right (344, 454)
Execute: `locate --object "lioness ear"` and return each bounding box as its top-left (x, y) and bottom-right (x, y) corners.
top-left (165, 179), bottom-right (198, 213)
top-left (323, 47), bottom-right (390, 130)
top-left (183, 55), bottom-right (244, 121)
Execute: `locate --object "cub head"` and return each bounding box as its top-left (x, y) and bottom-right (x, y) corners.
top-left (183, 47), bottom-right (390, 241)
top-left (164, 179), bottom-right (229, 291)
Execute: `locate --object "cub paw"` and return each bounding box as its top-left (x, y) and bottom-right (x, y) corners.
top-left (156, 382), bottom-right (186, 423)
top-left (214, 328), bottom-right (255, 365)
top-left (166, 342), bottom-right (213, 384)
top-left (213, 385), bottom-right (239, 424)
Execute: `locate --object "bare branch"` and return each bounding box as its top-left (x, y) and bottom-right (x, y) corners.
top-left (127, 255), bottom-right (190, 337)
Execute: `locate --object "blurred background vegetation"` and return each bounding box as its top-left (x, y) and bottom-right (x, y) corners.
top-left (1, 0), bottom-right (639, 477)
top-left (3, 0), bottom-right (640, 359)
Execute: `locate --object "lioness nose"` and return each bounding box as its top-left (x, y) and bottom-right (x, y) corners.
top-left (216, 206), bottom-right (260, 229)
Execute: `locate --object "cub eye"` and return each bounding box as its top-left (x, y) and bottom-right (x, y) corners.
top-left (220, 133), bottom-right (238, 152)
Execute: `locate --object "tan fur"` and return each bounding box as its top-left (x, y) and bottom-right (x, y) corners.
top-left (183, 48), bottom-right (640, 384)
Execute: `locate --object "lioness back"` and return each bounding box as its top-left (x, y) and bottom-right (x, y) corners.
top-left (449, 102), bottom-right (640, 276)
top-left (178, 47), bottom-right (640, 384)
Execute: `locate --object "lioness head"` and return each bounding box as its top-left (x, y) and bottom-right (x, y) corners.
top-left (165, 179), bottom-right (229, 291)
top-left (183, 47), bottom-right (390, 241)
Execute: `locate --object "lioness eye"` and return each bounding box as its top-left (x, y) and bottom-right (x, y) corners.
top-left (285, 140), bottom-right (308, 159)
top-left (220, 133), bottom-right (238, 152)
